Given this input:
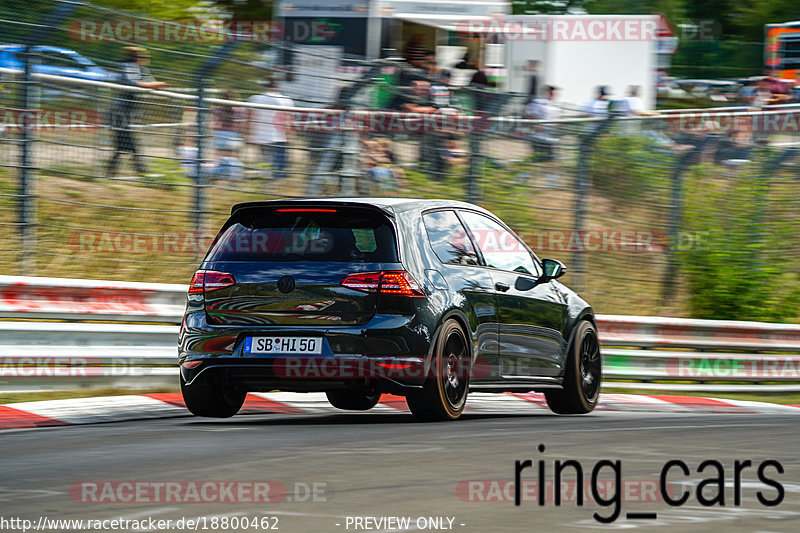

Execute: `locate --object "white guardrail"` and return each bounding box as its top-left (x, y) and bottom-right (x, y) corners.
top-left (1, 275), bottom-right (799, 393)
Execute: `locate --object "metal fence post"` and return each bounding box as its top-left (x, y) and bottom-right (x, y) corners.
top-left (749, 146), bottom-right (798, 271)
top-left (572, 115), bottom-right (614, 292)
top-left (339, 118), bottom-right (360, 196)
top-left (190, 41), bottom-right (239, 234)
top-left (18, 45), bottom-right (36, 275)
top-left (467, 130), bottom-right (481, 203)
top-left (12, 0), bottom-right (79, 274)
top-left (193, 78), bottom-right (207, 234)
top-left (661, 136), bottom-right (712, 302)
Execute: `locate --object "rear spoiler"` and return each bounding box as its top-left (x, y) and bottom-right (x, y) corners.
top-left (230, 201), bottom-right (396, 218)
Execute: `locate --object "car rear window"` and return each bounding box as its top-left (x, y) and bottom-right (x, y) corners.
top-left (206, 207), bottom-right (398, 262)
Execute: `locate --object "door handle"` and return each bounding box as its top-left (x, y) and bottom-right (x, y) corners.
top-left (495, 282), bottom-right (510, 292)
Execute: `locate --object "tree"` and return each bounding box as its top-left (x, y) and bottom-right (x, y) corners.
top-left (584, 0), bottom-right (684, 22)
top-left (213, 0), bottom-right (274, 20)
top-left (733, 0), bottom-right (800, 41)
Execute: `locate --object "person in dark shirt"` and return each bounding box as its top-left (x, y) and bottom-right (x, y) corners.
top-left (105, 47), bottom-right (166, 177)
top-left (387, 80), bottom-right (437, 113)
top-left (469, 61), bottom-right (497, 112)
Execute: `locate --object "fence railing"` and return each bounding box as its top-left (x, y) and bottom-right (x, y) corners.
top-left (1, 276), bottom-right (799, 393)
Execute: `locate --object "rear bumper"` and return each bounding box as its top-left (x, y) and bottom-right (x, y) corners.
top-left (181, 356), bottom-right (426, 393)
top-left (178, 311), bottom-right (434, 392)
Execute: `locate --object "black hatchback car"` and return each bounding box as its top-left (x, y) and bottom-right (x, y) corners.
top-left (179, 198), bottom-right (601, 420)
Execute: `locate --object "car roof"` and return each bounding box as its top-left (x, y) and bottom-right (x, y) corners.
top-left (231, 198), bottom-right (492, 216)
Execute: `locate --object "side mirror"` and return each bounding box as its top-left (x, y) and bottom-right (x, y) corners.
top-left (542, 258), bottom-right (566, 280)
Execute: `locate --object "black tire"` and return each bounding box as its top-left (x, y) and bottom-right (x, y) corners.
top-left (546, 320), bottom-right (601, 414)
top-left (406, 319), bottom-right (470, 421)
top-left (180, 375), bottom-right (246, 418)
top-left (326, 390), bottom-right (381, 411)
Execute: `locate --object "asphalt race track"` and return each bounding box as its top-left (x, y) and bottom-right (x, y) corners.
top-left (2, 408), bottom-right (799, 532)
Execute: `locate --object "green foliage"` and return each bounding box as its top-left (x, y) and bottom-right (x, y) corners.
top-left (591, 132), bottom-right (673, 206)
top-left (733, 0), bottom-right (800, 41)
top-left (680, 163), bottom-right (800, 321)
top-left (585, 0), bottom-right (684, 21)
top-left (90, 0), bottom-right (220, 20)
top-left (682, 0), bottom-right (737, 37)
top-left (213, 0), bottom-right (274, 20)
top-left (670, 39), bottom-right (763, 78)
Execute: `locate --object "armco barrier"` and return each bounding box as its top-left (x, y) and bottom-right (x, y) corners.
top-left (0, 275), bottom-right (186, 323)
top-left (1, 276), bottom-right (799, 392)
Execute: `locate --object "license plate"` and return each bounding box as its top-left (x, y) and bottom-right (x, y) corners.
top-left (244, 336), bottom-right (323, 355)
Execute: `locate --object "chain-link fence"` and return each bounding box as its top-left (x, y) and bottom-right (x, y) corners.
top-left (1, 0), bottom-right (799, 321)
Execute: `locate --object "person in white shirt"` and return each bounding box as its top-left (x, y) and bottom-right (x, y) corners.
top-left (621, 85), bottom-right (657, 116)
top-left (526, 85), bottom-right (561, 122)
top-left (247, 79), bottom-right (294, 180)
top-left (619, 85), bottom-right (657, 133)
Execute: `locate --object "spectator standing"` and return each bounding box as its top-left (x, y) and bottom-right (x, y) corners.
top-left (583, 86), bottom-right (610, 117)
top-left (752, 78), bottom-right (775, 108)
top-left (247, 79), bottom-right (294, 181)
top-left (619, 85), bottom-right (657, 135)
top-left (388, 80), bottom-right (437, 113)
top-left (105, 47), bottom-right (166, 177)
top-left (765, 70), bottom-right (790, 103)
top-left (524, 85), bottom-right (561, 164)
top-left (620, 86), bottom-right (656, 116)
top-left (469, 61), bottom-right (498, 113)
top-left (738, 79), bottom-right (757, 105)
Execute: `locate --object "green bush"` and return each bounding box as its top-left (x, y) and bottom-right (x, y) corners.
top-left (680, 163), bottom-right (800, 322)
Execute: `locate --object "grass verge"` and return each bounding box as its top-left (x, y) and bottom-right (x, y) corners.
top-left (0, 386), bottom-right (180, 405)
top-left (602, 387), bottom-right (800, 406)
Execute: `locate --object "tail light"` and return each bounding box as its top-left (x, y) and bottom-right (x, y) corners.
top-left (189, 270), bottom-right (235, 294)
top-left (341, 271), bottom-right (425, 297)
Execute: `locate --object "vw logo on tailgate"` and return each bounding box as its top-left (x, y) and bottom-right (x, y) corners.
top-left (276, 275), bottom-right (296, 294)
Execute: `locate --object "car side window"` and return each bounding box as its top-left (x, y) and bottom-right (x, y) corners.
top-left (459, 211), bottom-right (542, 276)
top-left (422, 210), bottom-right (480, 266)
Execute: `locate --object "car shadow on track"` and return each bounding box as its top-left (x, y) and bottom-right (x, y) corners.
top-left (184, 411), bottom-right (561, 427)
